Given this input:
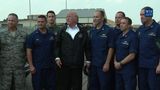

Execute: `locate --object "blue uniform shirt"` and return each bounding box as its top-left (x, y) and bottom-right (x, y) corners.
top-left (116, 30), bottom-right (138, 71)
top-left (90, 24), bottom-right (114, 67)
top-left (113, 27), bottom-right (122, 41)
top-left (27, 29), bottom-right (55, 69)
top-left (137, 20), bottom-right (160, 68)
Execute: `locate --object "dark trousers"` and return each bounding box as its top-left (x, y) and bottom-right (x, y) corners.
top-left (115, 71), bottom-right (136, 90)
top-left (89, 65), bottom-right (114, 90)
top-left (32, 68), bottom-right (55, 90)
top-left (56, 66), bottom-right (82, 90)
top-left (138, 68), bottom-right (160, 90)
top-left (55, 66), bottom-right (62, 90)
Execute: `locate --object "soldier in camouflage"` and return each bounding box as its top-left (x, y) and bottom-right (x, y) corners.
top-left (46, 10), bottom-right (61, 90)
top-left (0, 13), bottom-right (27, 90)
top-left (46, 10), bottom-right (60, 37)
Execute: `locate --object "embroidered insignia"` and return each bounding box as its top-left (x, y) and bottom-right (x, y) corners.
top-left (148, 32), bottom-right (156, 36)
top-left (54, 32), bottom-right (58, 36)
top-left (49, 36), bottom-right (54, 40)
top-left (138, 32), bottom-right (141, 36)
top-left (36, 39), bottom-right (39, 41)
top-left (100, 34), bottom-right (107, 38)
top-left (122, 41), bottom-right (129, 45)
top-left (78, 34), bottom-right (83, 38)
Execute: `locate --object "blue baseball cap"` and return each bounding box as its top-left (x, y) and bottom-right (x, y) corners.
top-left (143, 6), bottom-right (153, 17)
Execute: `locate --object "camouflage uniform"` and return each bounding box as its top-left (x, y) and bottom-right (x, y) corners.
top-left (0, 29), bottom-right (27, 90)
top-left (47, 24), bottom-right (60, 38)
top-left (47, 25), bottom-right (61, 90)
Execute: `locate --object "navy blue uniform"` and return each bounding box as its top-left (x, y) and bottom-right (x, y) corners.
top-left (115, 30), bottom-right (138, 90)
top-left (137, 20), bottom-right (160, 90)
top-left (27, 29), bottom-right (55, 90)
top-left (113, 27), bottom-right (122, 41)
top-left (89, 24), bottom-right (114, 90)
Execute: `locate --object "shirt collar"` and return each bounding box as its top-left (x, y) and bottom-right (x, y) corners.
top-left (93, 24), bottom-right (106, 31)
top-left (142, 19), bottom-right (156, 29)
top-left (121, 29), bottom-right (131, 38)
top-left (36, 28), bottom-right (49, 35)
top-left (67, 24), bottom-right (78, 29)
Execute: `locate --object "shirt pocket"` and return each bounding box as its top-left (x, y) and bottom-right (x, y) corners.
top-left (34, 38), bottom-right (42, 47)
top-left (98, 34), bottom-right (108, 45)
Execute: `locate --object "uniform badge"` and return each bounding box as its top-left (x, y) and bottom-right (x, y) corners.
top-left (36, 38), bottom-right (39, 41)
top-left (122, 41), bottom-right (129, 46)
top-left (49, 36), bottom-right (54, 40)
top-left (100, 34), bottom-right (107, 38)
top-left (138, 32), bottom-right (141, 36)
top-left (148, 32), bottom-right (156, 36)
top-left (54, 32), bottom-right (58, 36)
top-left (78, 34), bottom-right (83, 38)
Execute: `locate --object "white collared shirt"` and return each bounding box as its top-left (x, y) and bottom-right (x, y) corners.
top-left (66, 25), bottom-right (79, 39)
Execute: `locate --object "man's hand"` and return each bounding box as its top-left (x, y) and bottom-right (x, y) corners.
top-left (114, 61), bottom-right (122, 70)
top-left (156, 64), bottom-right (160, 74)
top-left (103, 63), bottom-right (110, 72)
top-left (55, 58), bottom-right (62, 68)
top-left (29, 65), bottom-right (36, 74)
top-left (85, 63), bottom-right (91, 73)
